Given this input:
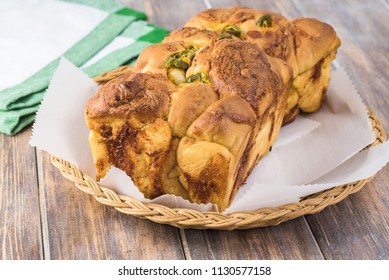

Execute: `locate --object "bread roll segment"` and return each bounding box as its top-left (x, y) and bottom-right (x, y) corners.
top-left (184, 6), bottom-right (341, 123)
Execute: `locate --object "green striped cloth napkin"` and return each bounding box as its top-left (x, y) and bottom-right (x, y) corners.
top-left (0, 0), bottom-right (169, 135)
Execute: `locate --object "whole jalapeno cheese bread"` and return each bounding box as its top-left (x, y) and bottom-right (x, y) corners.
top-left (85, 7), bottom-right (339, 211)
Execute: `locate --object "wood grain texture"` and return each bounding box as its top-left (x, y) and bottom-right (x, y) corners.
top-left (181, 218), bottom-right (323, 260)
top-left (0, 129), bottom-right (42, 259)
top-left (305, 174), bottom-right (389, 259)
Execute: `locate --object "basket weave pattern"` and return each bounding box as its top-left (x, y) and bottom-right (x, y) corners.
top-left (51, 66), bottom-right (387, 230)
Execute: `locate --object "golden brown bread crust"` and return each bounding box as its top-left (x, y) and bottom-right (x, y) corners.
top-left (184, 7), bottom-right (341, 122)
top-left (85, 30), bottom-right (291, 211)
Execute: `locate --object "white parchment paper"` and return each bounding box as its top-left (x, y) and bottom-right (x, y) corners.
top-left (30, 58), bottom-right (389, 213)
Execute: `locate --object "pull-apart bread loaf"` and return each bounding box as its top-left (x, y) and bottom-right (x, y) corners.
top-left (184, 7), bottom-right (341, 123)
top-left (85, 27), bottom-right (292, 211)
top-left (85, 7), bottom-right (340, 211)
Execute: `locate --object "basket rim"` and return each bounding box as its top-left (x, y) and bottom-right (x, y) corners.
top-left (50, 66), bottom-right (387, 230)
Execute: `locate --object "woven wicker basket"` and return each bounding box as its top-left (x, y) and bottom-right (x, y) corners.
top-left (51, 66), bottom-right (387, 230)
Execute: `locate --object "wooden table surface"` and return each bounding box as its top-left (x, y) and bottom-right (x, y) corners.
top-left (1, 0), bottom-right (389, 260)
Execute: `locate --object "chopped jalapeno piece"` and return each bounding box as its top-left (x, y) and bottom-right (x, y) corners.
top-left (223, 25), bottom-right (241, 37)
top-left (186, 72), bottom-right (210, 84)
top-left (256, 15), bottom-right (273, 28)
top-left (165, 56), bottom-right (189, 70)
top-left (165, 46), bottom-right (197, 71)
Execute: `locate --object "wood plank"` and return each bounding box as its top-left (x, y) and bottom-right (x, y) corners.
top-left (293, 0), bottom-right (389, 259)
top-left (39, 152), bottom-right (184, 259)
top-left (0, 128), bottom-right (43, 259)
top-left (181, 218), bottom-right (323, 259)
top-left (305, 173), bottom-right (389, 259)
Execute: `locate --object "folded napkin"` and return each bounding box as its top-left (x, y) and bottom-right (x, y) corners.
top-left (0, 0), bottom-right (169, 135)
